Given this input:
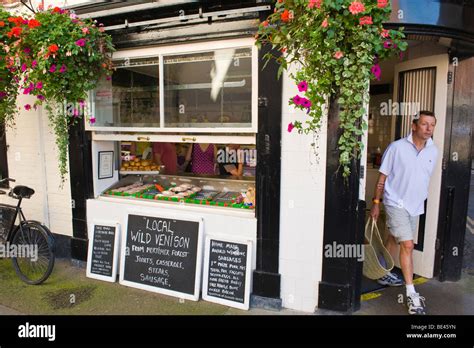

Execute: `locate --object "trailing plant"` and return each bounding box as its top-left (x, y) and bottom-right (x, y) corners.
top-left (0, 8), bottom-right (20, 127)
top-left (256, 0), bottom-right (407, 177)
top-left (0, 5), bottom-right (114, 183)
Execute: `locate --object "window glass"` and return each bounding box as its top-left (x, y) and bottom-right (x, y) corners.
top-left (93, 57), bottom-right (160, 127)
top-left (163, 47), bottom-right (252, 128)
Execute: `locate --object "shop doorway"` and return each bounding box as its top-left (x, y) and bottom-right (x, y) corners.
top-left (363, 49), bottom-right (449, 292)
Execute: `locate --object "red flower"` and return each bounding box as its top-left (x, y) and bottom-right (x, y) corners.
top-left (359, 16), bottom-right (373, 25)
top-left (7, 26), bottom-right (22, 38)
top-left (308, 0), bottom-right (322, 9)
top-left (48, 44), bottom-right (59, 53)
top-left (0, 21), bottom-right (4, 27)
top-left (27, 19), bottom-right (41, 28)
top-left (8, 16), bottom-right (25, 26)
top-left (348, 1), bottom-right (365, 15)
top-left (377, 0), bottom-right (389, 8)
top-left (52, 7), bottom-right (61, 13)
top-left (281, 9), bottom-right (290, 22)
top-left (261, 20), bottom-right (269, 27)
top-left (334, 51), bottom-right (344, 59)
top-left (381, 29), bottom-right (390, 38)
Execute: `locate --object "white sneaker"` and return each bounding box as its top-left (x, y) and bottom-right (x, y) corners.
top-left (406, 292), bottom-right (426, 315)
top-left (377, 272), bottom-right (403, 286)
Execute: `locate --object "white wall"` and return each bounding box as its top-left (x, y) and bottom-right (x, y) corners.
top-left (279, 66), bottom-right (327, 313)
top-left (0, 95), bottom-right (73, 236)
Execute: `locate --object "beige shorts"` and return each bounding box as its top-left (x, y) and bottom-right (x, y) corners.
top-left (384, 205), bottom-right (419, 243)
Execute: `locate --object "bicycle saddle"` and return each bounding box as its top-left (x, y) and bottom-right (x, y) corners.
top-left (13, 185), bottom-right (35, 199)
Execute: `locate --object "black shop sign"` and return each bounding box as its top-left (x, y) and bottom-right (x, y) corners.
top-left (203, 236), bottom-right (253, 310)
top-left (120, 213), bottom-right (203, 301)
top-left (86, 223), bottom-right (120, 282)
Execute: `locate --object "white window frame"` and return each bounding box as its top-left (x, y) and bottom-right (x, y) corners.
top-left (86, 37), bottom-right (258, 134)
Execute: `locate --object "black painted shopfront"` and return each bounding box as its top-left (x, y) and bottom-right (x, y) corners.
top-left (66, 0), bottom-right (474, 313)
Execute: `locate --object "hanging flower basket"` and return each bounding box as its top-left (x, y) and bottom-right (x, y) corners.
top-left (0, 5), bottom-right (114, 183)
top-left (256, 0), bottom-right (407, 178)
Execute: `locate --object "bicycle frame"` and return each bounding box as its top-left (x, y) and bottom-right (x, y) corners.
top-left (0, 196), bottom-right (26, 243)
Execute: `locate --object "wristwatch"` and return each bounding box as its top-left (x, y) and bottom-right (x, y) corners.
top-left (372, 197), bottom-right (383, 204)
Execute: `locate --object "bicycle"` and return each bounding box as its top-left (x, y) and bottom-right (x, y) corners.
top-left (0, 178), bottom-right (55, 284)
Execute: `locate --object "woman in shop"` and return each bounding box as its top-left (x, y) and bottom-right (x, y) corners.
top-left (153, 142), bottom-right (178, 175)
top-left (218, 144), bottom-right (256, 177)
top-left (184, 143), bottom-right (218, 175)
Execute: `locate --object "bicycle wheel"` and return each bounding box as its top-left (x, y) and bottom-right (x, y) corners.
top-left (11, 222), bottom-right (55, 285)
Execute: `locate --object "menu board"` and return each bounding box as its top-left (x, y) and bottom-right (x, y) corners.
top-left (202, 236), bottom-right (252, 310)
top-left (86, 223), bottom-right (120, 282)
top-left (120, 213), bottom-right (203, 301)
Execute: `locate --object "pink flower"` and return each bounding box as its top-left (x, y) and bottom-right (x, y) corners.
top-left (49, 64), bottom-right (56, 73)
top-left (0, 92), bottom-right (7, 99)
top-left (24, 104), bottom-right (31, 110)
top-left (334, 51), bottom-right (344, 59)
top-left (37, 95), bottom-right (45, 101)
top-left (288, 122), bottom-right (295, 133)
top-left (75, 38), bottom-right (86, 47)
top-left (381, 29), bottom-right (390, 38)
top-left (23, 47), bottom-right (31, 54)
top-left (21, 64), bottom-right (27, 72)
top-left (297, 81), bottom-right (308, 92)
top-left (293, 95), bottom-right (303, 105)
top-left (321, 18), bottom-right (329, 28)
top-left (70, 13), bottom-right (78, 19)
top-left (59, 64), bottom-right (67, 73)
top-left (384, 40), bottom-right (396, 49)
top-left (371, 64), bottom-right (382, 80)
top-left (32, 60), bottom-right (37, 68)
top-left (82, 27), bottom-right (89, 34)
top-left (73, 108), bottom-right (80, 117)
top-left (359, 16), bottom-right (373, 25)
top-left (300, 98), bottom-right (311, 109)
top-left (308, 0), bottom-right (322, 9)
top-left (348, 1), bottom-right (365, 15)
top-left (35, 81), bottom-right (43, 89)
top-left (377, 0), bottom-right (389, 8)
top-left (79, 100), bottom-right (86, 107)
top-left (89, 117), bottom-right (96, 125)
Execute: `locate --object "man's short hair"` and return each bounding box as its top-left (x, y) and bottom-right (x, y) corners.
top-left (413, 110), bottom-right (436, 124)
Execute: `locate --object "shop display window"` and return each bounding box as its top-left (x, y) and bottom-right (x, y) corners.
top-left (163, 48), bottom-right (252, 128)
top-left (93, 57), bottom-right (160, 127)
top-left (103, 141), bottom-right (257, 210)
top-left (90, 40), bottom-right (256, 132)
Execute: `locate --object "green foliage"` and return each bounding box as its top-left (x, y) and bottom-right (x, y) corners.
top-left (256, 0), bottom-right (407, 178)
top-left (0, 8), bottom-right (20, 127)
top-left (0, 6), bottom-right (115, 183)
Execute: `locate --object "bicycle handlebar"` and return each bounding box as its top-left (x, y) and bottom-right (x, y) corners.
top-left (0, 178), bottom-right (16, 184)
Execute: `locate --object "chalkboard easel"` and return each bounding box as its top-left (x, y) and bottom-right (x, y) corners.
top-left (119, 212), bottom-right (203, 301)
top-left (86, 222), bottom-right (120, 282)
top-left (202, 235), bottom-right (253, 310)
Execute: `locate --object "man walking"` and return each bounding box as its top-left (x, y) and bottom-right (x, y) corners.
top-left (371, 111), bottom-right (438, 315)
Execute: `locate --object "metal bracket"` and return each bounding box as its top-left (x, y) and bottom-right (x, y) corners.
top-left (258, 97), bottom-right (268, 108)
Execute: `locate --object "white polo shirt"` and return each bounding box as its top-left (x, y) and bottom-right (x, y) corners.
top-left (379, 133), bottom-right (438, 216)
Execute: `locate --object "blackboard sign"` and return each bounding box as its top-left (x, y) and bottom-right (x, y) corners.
top-left (86, 223), bottom-right (120, 282)
top-left (203, 236), bottom-right (252, 310)
top-left (120, 213), bottom-right (203, 301)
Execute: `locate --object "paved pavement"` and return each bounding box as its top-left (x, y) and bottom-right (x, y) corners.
top-left (0, 304), bottom-right (22, 315)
